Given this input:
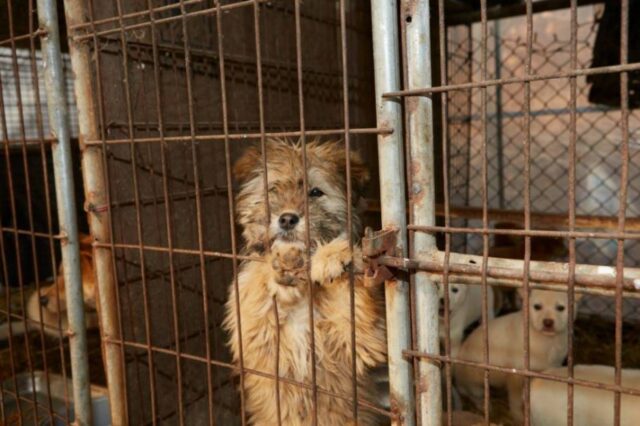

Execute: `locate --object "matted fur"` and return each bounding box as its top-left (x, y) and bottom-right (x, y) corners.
top-left (223, 139), bottom-right (387, 425)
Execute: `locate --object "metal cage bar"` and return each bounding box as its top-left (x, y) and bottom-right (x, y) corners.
top-left (10, 0), bottom-right (633, 424)
top-left (0, 0), bottom-right (74, 422)
top-left (36, 0), bottom-right (92, 424)
top-left (370, 0), bottom-right (415, 424)
top-left (381, 0), bottom-right (640, 425)
top-left (402, 0), bottom-right (442, 424)
top-left (62, 0), bottom-right (128, 424)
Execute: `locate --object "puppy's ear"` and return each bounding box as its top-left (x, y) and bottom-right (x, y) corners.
top-left (313, 140), bottom-right (370, 191)
top-left (233, 146), bottom-right (261, 184)
top-left (517, 286), bottom-right (526, 302)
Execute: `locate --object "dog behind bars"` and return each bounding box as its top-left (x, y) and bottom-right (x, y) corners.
top-left (223, 139), bottom-right (387, 425)
top-left (0, 233), bottom-right (98, 341)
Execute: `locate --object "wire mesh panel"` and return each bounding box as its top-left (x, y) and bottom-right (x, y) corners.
top-left (0, 0), bottom-right (100, 424)
top-left (64, 0), bottom-right (386, 424)
top-left (447, 6), bottom-right (640, 321)
top-left (386, 0), bottom-right (640, 425)
top-left (52, 0), bottom-right (640, 424)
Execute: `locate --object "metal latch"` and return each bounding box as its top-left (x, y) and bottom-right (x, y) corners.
top-left (362, 227), bottom-right (398, 287)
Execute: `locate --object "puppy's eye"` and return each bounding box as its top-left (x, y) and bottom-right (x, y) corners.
top-left (452, 287), bottom-right (459, 293)
top-left (309, 187), bottom-right (324, 197)
top-left (556, 305), bottom-right (565, 312)
top-left (533, 303), bottom-right (542, 311)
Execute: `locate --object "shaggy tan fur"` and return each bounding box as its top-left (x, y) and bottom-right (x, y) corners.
top-left (223, 139), bottom-right (387, 425)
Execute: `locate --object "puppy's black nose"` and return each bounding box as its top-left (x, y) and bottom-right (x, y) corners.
top-left (543, 318), bottom-right (554, 328)
top-left (278, 213), bottom-right (299, 230)
top-left (39, 295), bottom-right (49, 307)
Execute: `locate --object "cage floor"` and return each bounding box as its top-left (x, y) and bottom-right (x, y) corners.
top-left (0, 330), bottom-right (105, 387)
top-left (2, 313), bottom-right (638, 424)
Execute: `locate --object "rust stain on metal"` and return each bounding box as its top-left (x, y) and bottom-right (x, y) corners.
top-left (410, 183), bottom-right (426, 205)
top-left (362, 226), bottom-right (398, 256)
top-left (363, 227), bottom-right (399, 287)
top-left (406, 94), bottom-right (421, 114)
top-left (390, 397), bottom-right (405, 424)
top-left (417, 376), bottom-right (430, 394)
top-left (410, 160), bottom-right (421, 175)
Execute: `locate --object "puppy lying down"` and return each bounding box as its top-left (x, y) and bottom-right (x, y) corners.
top-left (529, 365), bottom-right (640, 426)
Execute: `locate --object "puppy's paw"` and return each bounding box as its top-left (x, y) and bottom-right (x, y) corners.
top-left (310, 238), bottom-right (364, 285)
top-left (270, 242), bottom-right (308, 286)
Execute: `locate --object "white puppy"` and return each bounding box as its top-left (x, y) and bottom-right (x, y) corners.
top-left (438, 282), bottom-right (495, 356)
top-left (528, 365), bottom-right (640, 426)
top-left (454, 288), bottom-right (580, 409)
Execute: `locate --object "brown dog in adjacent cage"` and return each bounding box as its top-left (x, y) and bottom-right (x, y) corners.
top-left (0, 233), bottom-right (99, 340)
top-left (223, 139), bottom-right (387, 425)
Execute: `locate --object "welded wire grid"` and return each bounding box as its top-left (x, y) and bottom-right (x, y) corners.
top-left (0, 1), bottom-right (89, 424)
top-left (401, 1), bottom-right (640, 425)
top-left (66, 0), bottom-right (385, 424)
top-left (447, 5), bottom-right (640, 320)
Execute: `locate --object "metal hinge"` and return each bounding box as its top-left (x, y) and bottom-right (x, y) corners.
top-left (362, 226), bottom-right (399, 287)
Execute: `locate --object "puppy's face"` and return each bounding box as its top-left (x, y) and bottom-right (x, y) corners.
top-left (526, 289), bottom-right (579, 335)
top-left (438, 283), bottom-right (468, 318)
top-left (234, 140), bottom-right (369, 252)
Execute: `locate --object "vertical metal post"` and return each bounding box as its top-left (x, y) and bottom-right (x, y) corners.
top-left (403, 0), bottom-right (442, 425)
top-left (62, 0), bottom-right (127, 424)
top-left (493, 20), bottom-right (505, 209)
top-left (370, 1), bottom-right (415, 425)
top-left (36, 0), bottom-right (92, 424)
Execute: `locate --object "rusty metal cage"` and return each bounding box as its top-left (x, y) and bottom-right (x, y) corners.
top-left (1, 0), bottom-right (96, 424)
top-left (2, 0), bottom-right (640, 425)
top-left (388, 0), bottom-right (640, 425)
top-left (63, 0), bottom-right (383, 424)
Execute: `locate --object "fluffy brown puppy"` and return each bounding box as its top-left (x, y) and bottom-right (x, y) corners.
top-left (223, 139), bottom-right (387, 425)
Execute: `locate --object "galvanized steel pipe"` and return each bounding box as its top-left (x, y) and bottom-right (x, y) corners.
top-left (36, 0), bottom-right (92, 424)
top-left (370, 1), bottom-right (415, 424)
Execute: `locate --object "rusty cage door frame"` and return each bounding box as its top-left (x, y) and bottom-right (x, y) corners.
top-left (371, 0), bottom-right (640, 425)
top-left (370, 0), bottom-right (416, 425)
top-left (371, 0), bottom-right (442, 424)
top-left (61, 0), bottom-right (128, 425)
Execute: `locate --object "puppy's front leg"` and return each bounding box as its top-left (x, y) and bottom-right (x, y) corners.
top-left (310, 237), bottom-right (364, 286)
top-left (312, 237), bottom-right (387, 377)
top-left (270, 241), bottom-right (308, 286)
